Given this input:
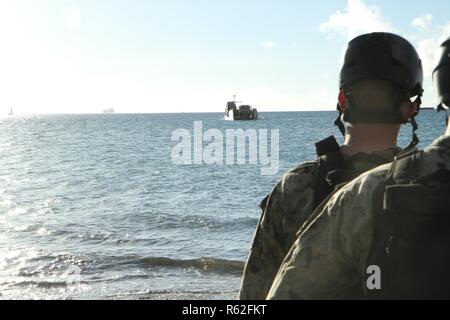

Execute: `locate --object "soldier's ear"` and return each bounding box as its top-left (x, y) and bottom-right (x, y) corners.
top-left (338, 90), bottom-right (346, 113)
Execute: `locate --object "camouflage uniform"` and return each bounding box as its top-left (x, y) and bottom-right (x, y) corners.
top-left (267, 135), bottom-right (450, 300)
top-left (239, 147), bottom-right (401, 300)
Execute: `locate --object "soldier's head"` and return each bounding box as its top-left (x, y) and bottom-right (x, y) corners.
top-left (337, 32), bottom-right (423, 148)
top-left (432, 37), bottom-right (450, 133)
top-left (339, 79), bottom-right (417, 123)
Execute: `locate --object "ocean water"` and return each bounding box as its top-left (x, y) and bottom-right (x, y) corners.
top-left (0, 111), bottom-right (444, 300)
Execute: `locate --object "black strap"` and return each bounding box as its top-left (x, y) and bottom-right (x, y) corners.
top-left (334, 103), bottom-right (346, 137)
top-left (404, 116), bottom-right (419, 150)
top-left (404, 95), bottom-right (422, 150)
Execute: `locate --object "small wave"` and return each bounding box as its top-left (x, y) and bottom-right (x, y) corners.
top-left (20, 251), bottom-right (244, 276)
top-left (139, 257), bottom-right (245, 274)
top-left (11, 280), bottom-right (69, 288)
top-left (115, 256), bottom-right (245, 275)
top-left (234, 216), bottom-right (259, 228)
top-left (143, 212), bottom-right (258, 232)
top-left (107, 289), bottom-right (239, 300)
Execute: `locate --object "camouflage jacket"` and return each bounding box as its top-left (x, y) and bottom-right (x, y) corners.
top-left (239, 146), bottom-right (401, 300)
top-left (267, 135), bottom-right (450, 300)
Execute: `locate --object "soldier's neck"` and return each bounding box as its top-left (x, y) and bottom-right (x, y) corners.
top-left (342, 123), bottom-right (400, 156)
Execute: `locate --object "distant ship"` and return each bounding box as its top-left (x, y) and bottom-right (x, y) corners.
top-left (8, 107), bottom-right (14, 116)
top-left (224, 96), bottom-right (258, 121)
top-left (103, 108), bottom-right (115, 114)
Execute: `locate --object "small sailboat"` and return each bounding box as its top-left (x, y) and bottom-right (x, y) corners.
top-left (8, 107), bottom-right (14, 116)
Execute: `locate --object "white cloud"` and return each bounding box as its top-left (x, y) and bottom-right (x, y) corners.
top-left (416, 21), bottom-right (450, 78)
top-left (412, 14), bottom-right (433, 30)
top-left (65, 5), bottom-right (81, 31)
top-left (319, 0), bottom-right (393, 41)
top-left (262, 41), bottom-right (278, 48)
top-left (417, 38), bottom-right (440, 77)
top-left (301, 86), bottom-right (335, 110)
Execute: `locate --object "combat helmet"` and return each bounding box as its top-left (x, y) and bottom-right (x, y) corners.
top-left (335, 32), bottom-right (424, 148)
top-left (433, 37), bottom-right (450, 110)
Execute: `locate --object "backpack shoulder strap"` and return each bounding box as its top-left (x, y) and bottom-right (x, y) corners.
top-left (385, 147), bottom-right (422, 185)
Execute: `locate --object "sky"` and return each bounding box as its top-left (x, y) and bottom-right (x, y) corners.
top-left (1, 0), bottom-right (450, 114)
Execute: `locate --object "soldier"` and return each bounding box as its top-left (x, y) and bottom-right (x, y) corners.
top-left (239, 32), bottom-right (424, 300)
top-left (267, 37), bottom-right (450, 300)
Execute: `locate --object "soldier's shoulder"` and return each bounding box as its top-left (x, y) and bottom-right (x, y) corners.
top-left (362, 162), bottom-right (393, 182)
top-left (278, 160), bottom-right (321, 192)
top-left (260, 160), bottom-right (320, 209)
top-left (262, 161), bottom-right (320, 210)
top-left (281, 160), bottom-right (321, 183)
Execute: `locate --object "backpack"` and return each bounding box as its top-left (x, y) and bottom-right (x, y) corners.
top-left (366, 149), bottom-right (450, 299)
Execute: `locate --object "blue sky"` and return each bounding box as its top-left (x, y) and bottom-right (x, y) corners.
top-left (1, 0), bottom-right (450, 114)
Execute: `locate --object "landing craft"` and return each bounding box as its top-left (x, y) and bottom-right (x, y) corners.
top-left (224, 95), bottom-right (258, 121)
top-left (103, 107), bottom-right (115, 114)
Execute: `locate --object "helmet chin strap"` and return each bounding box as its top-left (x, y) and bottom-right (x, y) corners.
top-left (334, 103), bottom-right (346, 137)
top-left (404, 95), bottom-right (422, 150)
top-left (405, 116), bottom-right (419, 150)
